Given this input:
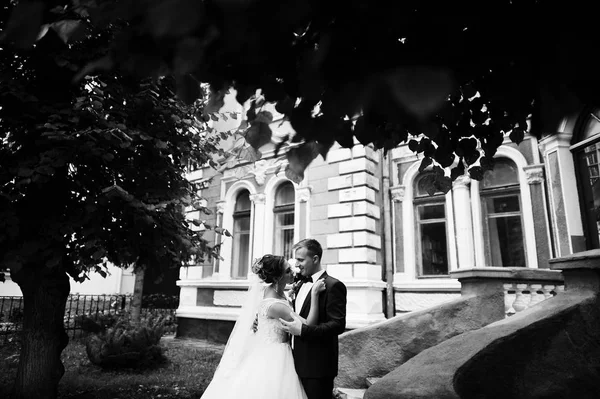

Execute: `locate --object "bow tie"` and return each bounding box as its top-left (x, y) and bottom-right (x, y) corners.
top-left (295, 275), bottom-right (312, 284)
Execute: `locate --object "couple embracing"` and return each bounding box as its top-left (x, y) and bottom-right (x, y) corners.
top-left (201, 239), bottom-right (347, 399)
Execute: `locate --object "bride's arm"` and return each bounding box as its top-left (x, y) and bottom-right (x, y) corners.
top-left (306, 280), bottom-right (326, 325)
top-left (267, 302), bottom-right (295, 322)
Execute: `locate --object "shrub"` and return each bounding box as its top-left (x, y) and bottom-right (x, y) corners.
top-left (141, 294), bottom-right (179, 309)
top-left (75, 311), bottom-right (125, 335)
top-left (85, 316), bottom-right (166, 370)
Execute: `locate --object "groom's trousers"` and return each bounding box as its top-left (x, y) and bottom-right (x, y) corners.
top-left (301, 377), bottom-right (334, 399)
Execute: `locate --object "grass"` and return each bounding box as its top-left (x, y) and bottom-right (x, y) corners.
top-left (0, 337), bottom-right (223, 399)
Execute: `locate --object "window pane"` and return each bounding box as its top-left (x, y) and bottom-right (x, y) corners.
top-left (277, 212), bottom-right (295, 227)
top-left (275, 182), bottom-right (295, 206)
top-left (234, 215), bottom-right (251, 231)
top-left (232, 232), bottom-right (250, 279)
top-left (234, 191), bottom-right (251, 212)
top-left (275, 210), bottom-right (295, 259)
top-left (282, 229), bottom-right (295, 259)
top-left (482, 158), bottom-right (519, 188)
top-left (420, 222), bottom-right (448, 275)
top-left (488, 215), bottom-right (526, 266)
top-left (486, 195), bottom-right (521, 214)
top-left (418, 204), bottom-right (445, 220)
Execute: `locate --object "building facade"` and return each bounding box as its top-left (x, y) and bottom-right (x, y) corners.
top-left (176, 108), bottom-right (600, 343)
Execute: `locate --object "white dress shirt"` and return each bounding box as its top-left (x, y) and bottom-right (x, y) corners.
top-left (295, 269), bottom-right (326, 314)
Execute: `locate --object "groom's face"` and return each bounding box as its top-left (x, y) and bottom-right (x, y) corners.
top-left (295, 247), bottom-right (319, 277)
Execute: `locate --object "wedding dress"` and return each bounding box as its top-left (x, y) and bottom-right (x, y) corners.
top-left (201, 294), bottom-right (307, 399)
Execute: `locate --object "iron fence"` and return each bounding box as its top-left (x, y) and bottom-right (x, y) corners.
top-left (0, 294), bottom-right (178, 345)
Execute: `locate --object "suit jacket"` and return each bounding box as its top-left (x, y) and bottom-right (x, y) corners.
top-left (292, 271), bottom-right (347, 378)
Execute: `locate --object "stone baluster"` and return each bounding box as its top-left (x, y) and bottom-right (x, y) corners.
top-left (512, 284), bottom-right (529, 313)
top-left (556, 285), bottom-right (565, 294)
top-left (503, 284), bottom-right (516, 317)
top-left (528, 284), bottom-right (544, 307)
top-left (542, 284), bottom-right (556, 299)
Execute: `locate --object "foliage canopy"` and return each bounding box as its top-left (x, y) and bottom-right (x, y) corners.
top-left (4, 0), bottom-right (597, 190)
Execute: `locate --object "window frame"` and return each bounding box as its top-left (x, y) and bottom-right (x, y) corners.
top-left (480, 181), bottom-right (527, 267)
top-left (231, 190), bottom-right (251, 279)
top-left (273, 182), bottom-right (295, 260)
top-left (413, 176), bottom-right (451, 278)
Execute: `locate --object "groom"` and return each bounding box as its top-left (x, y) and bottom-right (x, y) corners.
top-left (280, 238), bottom-right (347, 399)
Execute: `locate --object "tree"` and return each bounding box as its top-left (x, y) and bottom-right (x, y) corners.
top-left (0, 4), bottom-right (224, 398)
top-left (4, 0), bottom-right (597, 191)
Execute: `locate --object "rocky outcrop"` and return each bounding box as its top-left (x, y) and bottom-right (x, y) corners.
top-left (365, 251), bottom-right (600, 399)
top-left (336, 291), bottom-right (505, 388)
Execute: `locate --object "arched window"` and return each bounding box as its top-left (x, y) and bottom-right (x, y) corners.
top-left (232, 190), bottom-right (251, 279)
top-left (480, 158), bottom-right (526, 266)
top-left (572, 109), bottom-right (600, 249)
top-left (414, 174), bottom-right (449, 276)
top-left (273, 182), bottom-right (295, 259)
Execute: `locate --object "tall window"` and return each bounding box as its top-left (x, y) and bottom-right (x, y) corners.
top-left (273, 182), bottom-right (295, 259)
top-left (232, 190), bottom-right (251, 279)
top-left (481, 158), bottom-right (526, 266)
top-left (414, 174), bottom-right (449, 276)
top-left (573, 110), bottom-right (600, 249)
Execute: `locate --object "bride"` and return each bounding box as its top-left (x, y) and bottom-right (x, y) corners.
top-left (200, 254), bottom-right (325, 399)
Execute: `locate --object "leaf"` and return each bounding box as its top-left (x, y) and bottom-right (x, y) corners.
top-left (245, 121), bottom-right (272, 149)
top-left (0, 1), bottom-right (44, 49)
top-left (509, 128), bottom-right (525, 144)
top-left (239, 146), bottom-right (262, 162)
top-left (50, 20), bottom-right (87, 44)
top-left (434, 175), bottom-right (453, 194)
top-left (408, 139), bottom-right (420, 153)
top-left (469, 166), bottom-right (485, 181)
top-left (155, 140), bottom-right (168, 149)
top-left (285, 141), bottom-right (320, 183)
top-left (18, 167), bottom-right (34, 177)
top-left (418, 157), bottom-right (433, 173)
top-left (215, 227), bottom-right (232, 237)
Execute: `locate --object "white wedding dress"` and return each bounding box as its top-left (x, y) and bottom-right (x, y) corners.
top-left (201, 297), bottom-right (307, 399)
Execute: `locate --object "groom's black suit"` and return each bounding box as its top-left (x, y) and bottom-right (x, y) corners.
top-left (293, 271), bottom-right (347, 399)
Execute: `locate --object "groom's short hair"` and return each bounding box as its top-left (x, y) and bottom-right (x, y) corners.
top-left (293, 238), bottom-right (323, 261)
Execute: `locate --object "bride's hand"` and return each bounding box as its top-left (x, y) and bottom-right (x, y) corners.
top-left (311, 280), bottom-right (326, 297)
top-left (291, 312), bottom-right (307, 324)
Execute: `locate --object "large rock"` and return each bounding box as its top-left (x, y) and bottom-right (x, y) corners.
top-left (364, 289), bottom-right (600, 399)
top-left (336, 291), bottom-right (505, 388)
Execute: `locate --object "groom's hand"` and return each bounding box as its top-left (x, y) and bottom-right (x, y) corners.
top-left (279, 312), bottom-right (303, 336)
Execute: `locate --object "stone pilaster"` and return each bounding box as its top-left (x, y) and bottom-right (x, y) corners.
top-left (523, 164), bottom-right (552, 269)
top-left (452, 175), bottom-right (475, 268)
top-left (249, 193), bottom-right (266, 260)
top-left (325, 144), bottom-right (386, 328)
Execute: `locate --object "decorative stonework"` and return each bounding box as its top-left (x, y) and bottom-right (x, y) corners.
top-left (216, 201), bottom-right (226, 215)
top-left (296, 186), bottom-right (312, 203)
top-left (250, 160), bottom-right (269, 185)
top-left (249, 193), bottom-right (266, 204)
top-left (453, 174), bottom-right (471, 188)
top-left (523, 164), bottom-right (545, 185)
top-left (390, 186), bottom-right (406, 202)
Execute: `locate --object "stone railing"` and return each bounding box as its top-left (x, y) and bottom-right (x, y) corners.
top-left (449, 267), bottom-right (565, 318)
top-left (504, 282), bottom-right (564, 317)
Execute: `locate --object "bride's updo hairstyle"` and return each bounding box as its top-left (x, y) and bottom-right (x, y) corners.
top-left (251, 254), bottom-right (287, 284)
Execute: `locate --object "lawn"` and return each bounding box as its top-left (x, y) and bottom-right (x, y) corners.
top-left (0, 337), bottom-right (223, 399)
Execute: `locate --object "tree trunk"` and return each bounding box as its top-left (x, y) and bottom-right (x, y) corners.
top-left (12, 267), bottom-right (70, 399)
top-left (130, 267), bottom-right (145, 324)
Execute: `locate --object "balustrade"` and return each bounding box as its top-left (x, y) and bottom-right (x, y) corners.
top-left (503, 282), bottom-right (564, 317)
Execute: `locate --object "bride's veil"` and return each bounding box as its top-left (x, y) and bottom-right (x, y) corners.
top-left (210, 274), bottom-right (266, 379)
